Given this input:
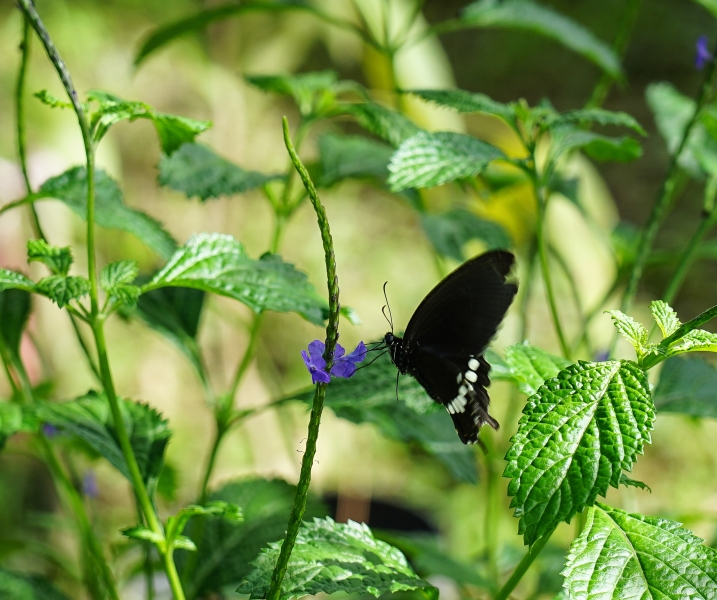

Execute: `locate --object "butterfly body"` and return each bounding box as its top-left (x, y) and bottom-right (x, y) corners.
top-left (384, 250), bottom-right (517, 444)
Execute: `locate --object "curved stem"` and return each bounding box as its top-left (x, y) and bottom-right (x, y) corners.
top-left (266, 117), bottom-right (341, 600)
top-left (493, 529), bottom-right (554, 600)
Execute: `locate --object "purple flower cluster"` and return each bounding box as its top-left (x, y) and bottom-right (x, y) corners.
top-left (301, 340), bottom-right (366, 384)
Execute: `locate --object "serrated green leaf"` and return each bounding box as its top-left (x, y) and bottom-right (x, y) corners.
top-left (605, 310), bottom-right (651, 358)
top-left (158, 143), bottom-right (280, 201)
top-left (179, 477), bottom-right (327, 598)
top-left (0, 568), bottom-right (71, 600)
top-left (36, 391), bottom-right (171, 488)
top-left (668, 328), bottom-right (717, 355)
top-left (246, 71), bottom-right (340, 117)
top-left (388, 131), bottom-right (505, 191)
top-left (488, 342), bottom-right (571, 396)
top-left (100, 260), bottom-right (139, 288)
top-left (144, 233), bottom-right (326, 325)
top-left (654, 355), bottom-right (717, 418)
top-left (286, 350), bottom-right (476, 483)
top-left (34, 276), bottom-right (90, 308)
top-left (38, 167), bottom-right (177, 260)
top-left (0, 289), bottom-right (32, 361)
top-left (563, 503), bottom-right (717, 599)
top-left (26, 240), bottom-right (73, 276)
top-left (340, 102), bottom-right (421, 148)
top-left (408, 89), bottom-right (515, 123)
top-left (619, 473), bottom-right (651, 492)
top-left (504, 360), bottom-right (654, 545)
top-left (546, 108), bottom-right (645, 135)
top-left (238, 517), bottom-right (437, 600)
top-left (151, 114), bottom-right (211, 156)
top-left (316, 133), bottom-right (393, 187)
top-left (650, 300), bottom-right (681, 337)
top-left (421, 209), bottom-right (511, 262)
top-left (549, 127), bottom-right (642, 163)
top-left (0, 269), bottom-right (35, 293)
top-left (460, 0), bottom-right (622, 77)
top-left (34, 90), bottom-right (73, 110)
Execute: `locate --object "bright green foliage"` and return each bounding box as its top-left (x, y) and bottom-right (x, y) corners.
top-left (316, 133), bottom-right (393, 187)
top-left (606, 309), bottom-right (651, 357)
top-left (667, 328), bottom-right (717, 354)
top-left (388, 131), bottom-right (505, 191)
top-left (144, 233), bottom-right (327, 325)
top-left (36, 391), bottom-right (171, 487)
top-left (158, 143), bottom-right (281, 201)
top-left (341, 102), bottom-right (422, 147)
top-left (562, 503), bottom-right (717, 599)
top-left (460, 0), bottom-right (622, 77)
top-left (238, 517), bottom-right (437, 600)
top-left (650, 300), bottom-right (681, 337)
top-left (0, 270), bottom-right (35, 293)
top-left (408, 89), bottom-right (515, 123)
top-left (488, 342), bottom-right (571, 396)
top-left (179, 477), bottom-right (327, 598)
top-left (26, 240), bottom-right (73, 276)
top-left (619, 473), bottom-right (651, 492)
top-left (246, 71), bottom-right (346, 118)
top-left (0, 403), bottom-right (35, 451)
top-left (421, 209), bottom-right (511, 261)
top-left (654, 355), bottom-right (717, 418)
top-left (34, 275), bottom-right (91, 308)
top-left (504, 360), bottom-right (654, 545)
top-left (100, 260), bottom-right (140, 309)
top-left (0, 289), bottom-right (32, 361)
top-left (287, 350), bottom-right (477, 483)
top-left (38, 167), bottom-right (177, 259)
top-left (546, 108), bottom-right (645, 134)
top-left (548, 128), bottom-right (642, 164)
top-left (0, 568), bottom-right (71, 600)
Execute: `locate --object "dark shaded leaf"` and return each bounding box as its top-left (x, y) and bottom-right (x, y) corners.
top-left (408, 89), bottom-right (515, 123)
top-left (421, 209), bottom-right (511, 261)
top-left (654, 355), bottom-right (717, 418)
top-left (549, 128), bottom-right (642, 163)
top-left (317, 133), bottom-right (393, 187)
top-left (0, 289), bottom-right (32, 360)
top-left (547, 108), bottom-right (645, 134)
top-left (0, 568), bottom-right (71, 600)
top-left (340, 102), bottom-right (421, 148)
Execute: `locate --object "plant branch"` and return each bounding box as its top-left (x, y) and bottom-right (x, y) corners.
top-left (493, 528), bottom-right (554, 600)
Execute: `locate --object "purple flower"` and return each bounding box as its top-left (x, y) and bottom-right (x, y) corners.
top-left (301, 340), bottom-right (366, 383)
top-left (41, 423), bottom-right (59, 438)
top-left (696, 36), bottom-right (712, 70)
top-left (82, 471), bottom-right (99, 498)
top-left (593, 350), bottom-right (610, 363)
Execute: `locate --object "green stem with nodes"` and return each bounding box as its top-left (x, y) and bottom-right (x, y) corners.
top-left (611, 40), bottom-right (717, 356)
top-left (493, 529), bottom-right (554, 600)
top-left (266, 117), bottom-right (341, 600)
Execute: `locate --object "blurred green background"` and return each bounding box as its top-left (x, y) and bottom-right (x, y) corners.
top-left (1, 1), bottom-right (716, 599)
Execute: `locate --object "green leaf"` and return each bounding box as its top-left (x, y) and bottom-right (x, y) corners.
top-left (0, 568), bottom-right (71, 600)
top-left (605, 309), bottom-right (651, 358)
top-left (38, 167), bottom-right (177, 260)
top-left (34, 276), bottom-right (90, 308)
top-left (122, 525), bottom-right (165, 547)
top-left (340, 102), bottom-right (421, 148)
top-left (549, 128), bottom-right (642, 163)
top-left (246, 71), bottom-right (340, 117)
top-left (34, 90), bottom-right (73, 110)
top-left (650, 300), bottom-right (681, 337)
top-left (546, 108), bottom-right (645, 135)
top-left (238, 517), bottom-right (437, 600)
top-left (653, 355), bottom-right (717, 418)
top-left (408, 88), bottom-right (515, 123)
top-left (26, 240), bottom-right (73, 276)
top-left (388, 131), bottom-right (505, 191)
top-left (563, 503), bottom-right (717, 599)
top-left (421, 209), bottom-right (511, 261)
top-left (132, 286), bottom-right (205, 376)
top-left (317, 133), bottom-right (394, 187)
top-left (504, 360), bottom-right (654, 545)
top-left (144, 233), bottom-right (326, 325)
top-left (101, 260), bottom-right (141, 308)
top-left (694, 0), bottom-right (717, 18)
top-left (667, 328), bottom-right (717, 355)
top-left (166, 501), bottom-right (243, 551)
top-left (0, 269), bottom-right (35, 293)
top-left (158, 143), bottom-right (280, 201)
top-left (619, 473), bottom-right (651, 492)
top-left (133, 1), bottom-right (310, 66)
top-left (286, 350), bottom-right (477, 483)
top-left (488, 342), bottom-right (571, 396)
top-left (460, 0), bottom-right (622, 78)
top-left (179, 477), bottom-right (327, 598)
top-left (0, 404), bottom-right (31, 451)
top-left (36, 391), bottom-right (171, 487)
top-left (0, 289), bottom-right (32, 360)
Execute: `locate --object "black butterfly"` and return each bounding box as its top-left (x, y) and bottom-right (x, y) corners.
top-left (383, 250), bottom-right (517, 444)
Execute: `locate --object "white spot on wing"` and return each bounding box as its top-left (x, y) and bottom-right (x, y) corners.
top-left (465, 370), bottom-right (478, 383)
top-left (468, 358), bottom-right (479, 371)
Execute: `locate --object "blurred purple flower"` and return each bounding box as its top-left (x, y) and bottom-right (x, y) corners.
top-left (41, 423), bottom-right (59, 438)
top-left (301, 340), bottom-right (366, 383)
top-left (696, 35), bottom-right (712, 70)
top-left (82, 471), bottom-right (99, 498)
top-left (594, 350), bottom-right (610, 362)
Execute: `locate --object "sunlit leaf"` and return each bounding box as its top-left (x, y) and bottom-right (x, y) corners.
top-left (605, 310), bottom-right (651, 358)
top-left (488, 342), bottom-right (571, 396)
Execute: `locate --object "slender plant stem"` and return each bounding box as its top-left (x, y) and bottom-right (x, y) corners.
top-left (15, 13), bottom-right (46, 241)
top-left (70, 314), bottom-right (101, 381)
top-left (266, 117), bottom-right (341, 600)
top-left (484, 457), bottom-right (500, 591)
top-left (585, 0), bottom-right (642, 108)
top-left (610, 42), bottom-right (717, 356)
top-left (493, 529), bottom-right (554, 600)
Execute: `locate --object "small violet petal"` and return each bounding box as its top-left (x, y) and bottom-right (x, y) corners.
top-left (82, 471), bottom-right (99, 498)
top-left (312, 369), bottom-right (331, 384)
top-left (696, 35), bottom-right (712, 70)
top-left (42, 423), bottom-right (59, 438)
top-left (308, 340), bottom-right (325, 359)
top-left (344, 341), bottom-right (367, 364)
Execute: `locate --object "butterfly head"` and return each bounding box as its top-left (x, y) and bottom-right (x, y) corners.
top-left (383, 332), bottom-right (407, 373)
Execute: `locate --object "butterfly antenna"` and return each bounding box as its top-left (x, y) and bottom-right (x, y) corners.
top-left (382, 281), bottom-right (394, 332)
top-left (355, 349), bottom-right (389, 371)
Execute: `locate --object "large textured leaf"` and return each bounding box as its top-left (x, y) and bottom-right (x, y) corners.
top-left (36, 391), bottom-right (171, 487)
top-left (653, 356), bottom-right (717, 418)
top-left (388, 131), bottom-right (505, 191)
top-left (408, 89), bottom-right (515, 123)
top-left (488, 342), bottom-right (571, 396)
top-left (340, 102), bottom-right (421, 148)
top-left (563, 503), bottom-right (717, 599)
top-left (179, 477), bottom-right (327, 598)
top-left (38, 167), bottom-right (177, 259)
top-left (143, 233), bottom-right (326, 325)
top-left (0, 569), bottom-right (71, 600)
top-left (504, 360), bottom-right (654, 545)
top-left (460, 0), bottom-right (621, 77)
top-left (287, 350), bottom-right (477, 483)
top-left (158, 143), bottom-right (280, 201)
top-left (317, 133), bottom-right (393, 187)
top-left (0, 289), bottom-right (32, 360)
top-left (421, 209), bottom-right (511, 261)
top-left (238, 517), bottom-right (437, 600)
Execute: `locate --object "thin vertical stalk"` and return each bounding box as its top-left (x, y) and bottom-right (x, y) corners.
top-left (266, 117), bottom-right (341, 600)
top-left (492, 529), bottom-right (554, 600)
